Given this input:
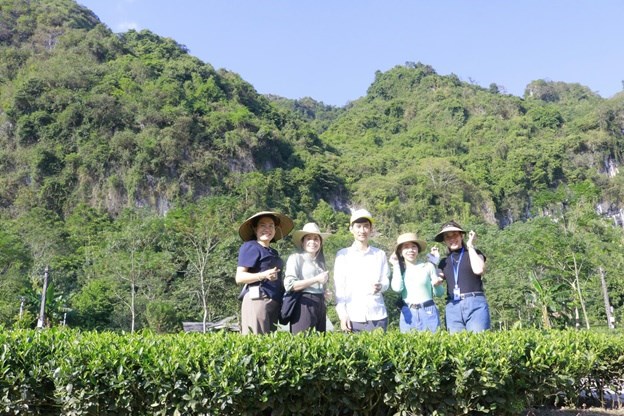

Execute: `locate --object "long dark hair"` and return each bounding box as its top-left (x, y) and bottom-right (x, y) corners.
top-left (316, 246), bottom-right (327, 270)
top-left (398, 254), bottom-right (406, 277)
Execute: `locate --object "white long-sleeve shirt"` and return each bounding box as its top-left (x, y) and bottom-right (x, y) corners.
top-left (334, 243), bottom-right (390, 322)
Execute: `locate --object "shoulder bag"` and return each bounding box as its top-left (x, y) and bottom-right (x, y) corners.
top-left (279, 254), bottom-right (304, 325)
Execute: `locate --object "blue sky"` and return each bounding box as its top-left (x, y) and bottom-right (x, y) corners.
top-left (78, 1), bottom-right (624, 107)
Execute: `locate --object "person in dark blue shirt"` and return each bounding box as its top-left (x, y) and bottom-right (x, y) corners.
top-left (236, 211), bottom-right (293, 334)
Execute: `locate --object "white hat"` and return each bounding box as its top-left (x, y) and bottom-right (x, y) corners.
top-left (394, 232), bottom-right (427, 257)
top-left (349, 209), bottom-right (373, 225)
top-left (238, 211), bottom-right (294, 242)
top-left (291, 223), bottom-right (331, 250)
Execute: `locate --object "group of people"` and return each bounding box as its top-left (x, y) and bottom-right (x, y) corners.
top-left (235, 209), bottom-right (490, 335)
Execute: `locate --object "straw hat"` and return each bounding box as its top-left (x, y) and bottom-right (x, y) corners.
top-left (291, 222), bottom-right (331, 250)
top-left (349, 208), bottom-right (373, 225)
top-left (433, 220), bottom-right (466, 242)
top-left (394, 232), bottom-right (427, 257)
top-left (238, 211), bottom-right (294, 242)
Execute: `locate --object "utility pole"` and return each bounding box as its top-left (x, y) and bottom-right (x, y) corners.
top-left (61, 307), bottom-right (72, 326)
top-left (599, 267), bottom-right (614, 330)
top-left (19, 296), bottom-right (25, 319)
top-left (36, 266), bottom-right (49, 329)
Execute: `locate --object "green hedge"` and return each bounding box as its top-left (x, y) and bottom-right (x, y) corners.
top-left (0, 328), bottom-right (622, 415)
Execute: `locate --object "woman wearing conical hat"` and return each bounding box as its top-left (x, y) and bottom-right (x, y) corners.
top-left (235, 211), bottom-right (293, 335)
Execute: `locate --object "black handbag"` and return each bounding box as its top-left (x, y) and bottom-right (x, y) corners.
top-left (279, 253), bottom-right (305, 325)
top-left (279, 290), bottom-right (302, 325)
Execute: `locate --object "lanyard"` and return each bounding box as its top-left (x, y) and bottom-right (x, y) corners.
top-left (452, 248), bottom-right (464, 288)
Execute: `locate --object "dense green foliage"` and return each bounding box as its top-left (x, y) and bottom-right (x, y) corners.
top-left (1, 328), bottom-right (623, 415)
top-left (0, 0), bottom-right (623, 332)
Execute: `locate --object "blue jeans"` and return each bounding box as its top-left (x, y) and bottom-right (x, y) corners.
top-left (400, 304), bottom-right (440, 333)
top-left (445, 295), bottom-right (490, 333)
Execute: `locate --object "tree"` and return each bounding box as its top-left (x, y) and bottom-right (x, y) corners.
top-left (166, 198), bottom-right (243, 329)
top-left (71, 279), bottom-right (115, 330)
top-left (177, 220), bottom-right (219, 332)
top-left (516, 218), bottom-right (588, 328)
top-left (0, 226), bottom-right (32, 325)
top-left (92, 210), bottom-right (174, 332)
top-left (527, 269), bottom-right (572, 329)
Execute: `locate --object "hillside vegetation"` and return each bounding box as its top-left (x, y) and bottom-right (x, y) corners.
top-left (0, 0), bottom-right (623, 332)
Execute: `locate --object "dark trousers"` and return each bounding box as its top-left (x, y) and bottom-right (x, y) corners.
top-left (290, 292), bottom-right (326, 334)
top-left (351, 318), bottom-right (388, 333)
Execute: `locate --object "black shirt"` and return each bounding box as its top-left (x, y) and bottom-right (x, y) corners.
top-left (439, 247), bottom-right (486, 297)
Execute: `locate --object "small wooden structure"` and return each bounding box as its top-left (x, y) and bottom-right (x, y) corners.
top-left (182, 315), bottom-right (239, 333)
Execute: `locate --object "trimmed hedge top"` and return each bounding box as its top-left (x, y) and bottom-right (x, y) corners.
top-left (1, 328), bottom-right (623, 415)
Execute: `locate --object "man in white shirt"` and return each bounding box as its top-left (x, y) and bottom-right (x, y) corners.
top-left (334, 209), bottom-right (390, 332)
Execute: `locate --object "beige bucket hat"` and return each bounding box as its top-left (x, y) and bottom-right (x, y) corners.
top-left (291, 222), bottom-right (331, 250)
top-left (394, 232), bottom-right (427, 257)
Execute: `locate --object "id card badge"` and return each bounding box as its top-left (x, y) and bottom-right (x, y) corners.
top-left (453, 286), bottom-right (461, 301)
top-left (249, 285), bottom-right (261, 300)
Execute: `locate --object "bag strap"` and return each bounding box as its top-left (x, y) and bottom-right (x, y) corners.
top-left (295, 253), bottom-right (304, 285)
top-left (401, 270), bottom-right (407, 300)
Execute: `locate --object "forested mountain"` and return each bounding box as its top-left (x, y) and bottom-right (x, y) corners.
top-left (0, 0), bottom-right (345, 217)
top-left (321, 63), bottom-right (624, 228)
top-left (0, 0), bottom-right (622, 332)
